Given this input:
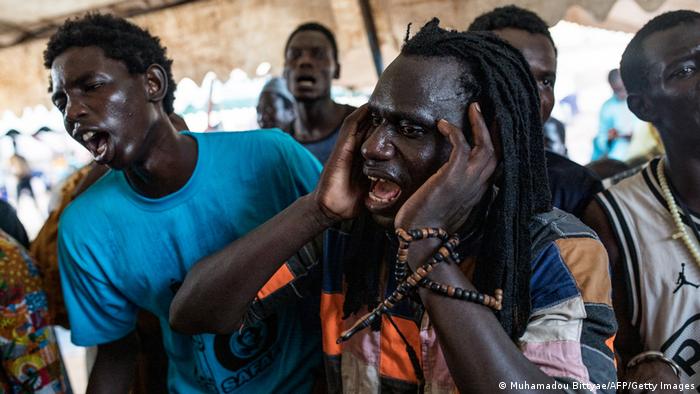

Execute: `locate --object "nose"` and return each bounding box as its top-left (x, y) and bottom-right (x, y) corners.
top-left (361, 126), bottom-right (394, 162)
top-left (297, 50), bottom-right (315, 69)
top-left (64, 96), bottom-right (88, 132)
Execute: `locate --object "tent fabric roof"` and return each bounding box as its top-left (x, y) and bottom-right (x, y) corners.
top-left (0, 0), bottom-right (696, 114)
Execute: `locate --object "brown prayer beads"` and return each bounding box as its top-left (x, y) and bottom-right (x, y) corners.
top-left (420, 278), bottom-right (503, 310)
top-left (337, 227), bottom-right (502, 344)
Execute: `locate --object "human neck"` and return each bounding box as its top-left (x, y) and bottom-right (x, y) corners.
top-left (294, 97), bottom-right (345, 142)
top-left (123, 118), bottom-right (198, 199)
top-left (664, 147), bottom-right (700, 214)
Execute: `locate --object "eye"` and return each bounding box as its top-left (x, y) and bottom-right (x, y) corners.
top-left (311, 48), bottom-right (324, 59)
top-left (286, 48), bottom-right (302, 61)
top-left (370, 112), bottom-right (383, 127)
top-left (671, 65), bottom-right (696, 79)
top-left (398, 122), bottom-right (425, 138)
top-left (86, 82), bottom-right (104, 91)
top-left (540, 78), bottom-right (555, 88)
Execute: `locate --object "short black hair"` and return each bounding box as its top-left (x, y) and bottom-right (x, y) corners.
top-left (468, 5), bottom-right (557, 55)
top-left (284, 22), bottom-right (339, 64)
top-left (344, 19), bottom-right (551, 341)
top-left (608, 68), bottom-right (620, 85)
top-left (43, 13), bottom-right (176, 114)
top-left (620, 10), bottom-right (700, 95)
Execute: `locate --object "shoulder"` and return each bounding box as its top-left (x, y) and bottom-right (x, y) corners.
top-left (194, 129), bottom-right (296, 147)
top-left (59, 170), bottom-right (121, 237)
top-left (546, 152), bottom-right (602, 192)
top-left (198, 129), bottom-right (317, 163)
top-left (529, 208), bottom-right (600, 249)
top-left (546, 152), bottom-right (600, 183)
top-left (529, 209), bottom-right (611, 301)
top-left (594, 161), bottom-right (654, 219)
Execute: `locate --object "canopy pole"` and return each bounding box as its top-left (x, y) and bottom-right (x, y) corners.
top-left (358, 0), bottom-right (383, 77)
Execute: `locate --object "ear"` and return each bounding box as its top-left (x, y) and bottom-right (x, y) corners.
top-left (333, 62), bottom-right (341, 79)
top-left (145, 64), bottom-right (168, 104)
top-left (627, 93), bottom-right (654, 123)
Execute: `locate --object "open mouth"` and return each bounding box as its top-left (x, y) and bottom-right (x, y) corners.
top-left (296, 75), bottom-right (316, 88)
top-left (81, 130), bottom-right (111, 163)
top-left (366, 175), bottom-right (402, 209)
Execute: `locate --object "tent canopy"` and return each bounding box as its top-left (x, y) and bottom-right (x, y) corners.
top-left (0, 0), bottom-right (697, 113)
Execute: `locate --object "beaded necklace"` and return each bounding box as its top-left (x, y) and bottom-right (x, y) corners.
top-left (656, 159), bottom-right (700, 267)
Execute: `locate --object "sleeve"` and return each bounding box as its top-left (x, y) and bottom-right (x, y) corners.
top-left (57, 209), bottom-right (137, 346)
top-left (521, 238), bottom-right (618, 394)
top-left (0, 235), bottom-right (69, 393)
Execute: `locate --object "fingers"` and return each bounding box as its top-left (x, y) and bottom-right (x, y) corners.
top-left (341, 104), bottom-right (370, 137)
top-left (437, 118), bottom-right (470, 164)
top-left (467, 102), bottom-right (495, 154)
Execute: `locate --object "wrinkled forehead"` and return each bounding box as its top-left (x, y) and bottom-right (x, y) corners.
top-left (369, 55), bottom-right (472, 126)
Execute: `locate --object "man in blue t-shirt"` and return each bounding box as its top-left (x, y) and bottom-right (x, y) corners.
top-left (592, 69), bottom-right (639, 161)
top-left (45, 14), bottom-right (322, 393)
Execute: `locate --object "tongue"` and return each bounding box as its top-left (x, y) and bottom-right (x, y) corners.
top-left (372, 180), bottom-right (401, 199)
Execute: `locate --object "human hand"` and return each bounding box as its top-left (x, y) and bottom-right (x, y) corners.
top-left (314, 104), bottom-right (372, 221)
top-left (622, 359), bottom-right (680, 394)
top-left (394, 102), bottom-right (497, 234)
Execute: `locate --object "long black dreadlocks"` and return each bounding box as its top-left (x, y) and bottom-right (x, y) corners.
top-left (343, 19), bottom-right (551, 340)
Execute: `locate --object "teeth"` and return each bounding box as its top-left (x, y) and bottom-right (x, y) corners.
top-left (368, 191), bottom-right (394, 203)
top-left (367, 175), bottom-right (391, 183)
top-left (82, 131), bottom-right (95, 142)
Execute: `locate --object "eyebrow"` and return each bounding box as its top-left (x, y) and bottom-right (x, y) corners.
top-left (368, 102), bottom-right (434, 127)
top-left (656, 44), bottom-right (700, 70)
top-left (50, 71), bottom-right (100, 102)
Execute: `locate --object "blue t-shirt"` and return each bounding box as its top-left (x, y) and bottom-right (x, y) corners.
top-left (592, 96), bottom-right (639, 161)
top-left (58, 130), bottom-right (322, 393)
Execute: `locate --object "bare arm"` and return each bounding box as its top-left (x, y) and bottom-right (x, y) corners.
top-left (169, 194), bottom-right (333, 334)
top-left (170, 106), bottom-right (371, 334)
top-left (86, 331), bottom-right (139, 394)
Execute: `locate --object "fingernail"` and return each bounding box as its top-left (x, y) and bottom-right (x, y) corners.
top-left (474, 102), bottom-right (482, 113)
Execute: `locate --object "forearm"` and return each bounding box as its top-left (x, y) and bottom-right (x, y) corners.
top-left (419, 262), bottom-right (558, 392)
top-left (402, 233), bottom-right (557, 392)
top-left (170, 193), bottom-right (334, 334)
top-left (87, 332), bottom-right (138, 394)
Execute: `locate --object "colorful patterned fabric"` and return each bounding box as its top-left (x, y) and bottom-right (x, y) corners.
top-left (30, 163), bottom-right (94, 328)
top-left (0, 230), bottom-right (68, 393)
top-left (320, 209), bottom-right (617, 393)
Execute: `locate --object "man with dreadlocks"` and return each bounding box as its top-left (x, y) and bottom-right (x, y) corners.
top-left (584, 10), bottom-right (700, 392)
top-left (172, 20), bottom-right (616, 393)
top-left (468, 5), bottom-right (603, 219)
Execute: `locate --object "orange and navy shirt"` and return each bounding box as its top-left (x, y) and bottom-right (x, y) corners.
top-left (320, 209), bottom-right (617, 393)
top-left (246, 209), bottom-right (617, 393)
